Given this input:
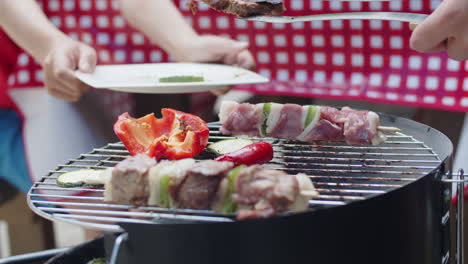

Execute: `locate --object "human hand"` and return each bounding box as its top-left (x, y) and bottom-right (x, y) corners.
top-left (410, 0), bottom-right (468, 61)
top-left (42, 38), bottom-right (97, 102)
top-left (173, 35), bottom-right (256, 70)
top-left (173, 35), bottom-right (255, 96)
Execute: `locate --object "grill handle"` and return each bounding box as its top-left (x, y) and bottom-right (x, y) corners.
top-left (109, 232), bottom-right (128, 264)
top-left (442, 169), bottom-right (467, 264)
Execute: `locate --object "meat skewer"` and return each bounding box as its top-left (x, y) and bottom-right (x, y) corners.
top-left (218, 101), bottom-right (398, 145)
top-left (103, 154), bottom-right (318, 220)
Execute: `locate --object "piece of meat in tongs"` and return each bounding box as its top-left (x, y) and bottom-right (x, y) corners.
top-left (187, 0), bottom-right (285, 17)
top-left (104, 155), bottom-right (318, 219)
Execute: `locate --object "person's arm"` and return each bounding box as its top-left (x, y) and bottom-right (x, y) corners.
top-left (120, 0), bottom-right (255, 68)
top-left (410, 0), bottom-right (468, 61)
top-left (120, 0), bottom-right (197, 60)
top-left (0, 0), bottom-right (96, 102)
top-left (0, 0), bottom-right (66, 63)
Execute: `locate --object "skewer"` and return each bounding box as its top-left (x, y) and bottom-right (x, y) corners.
top-left (377, 126), bottom-right (401, 132)
top-left (300, 190), bottom-right (319, 197)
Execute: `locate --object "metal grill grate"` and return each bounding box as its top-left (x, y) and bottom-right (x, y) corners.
top-left (28, 123), bottom-right (442, 232)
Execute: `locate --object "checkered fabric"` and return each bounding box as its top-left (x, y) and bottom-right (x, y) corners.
top-left (6, 0), bottom-right (468, 112)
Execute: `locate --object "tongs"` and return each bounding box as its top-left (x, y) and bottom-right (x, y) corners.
top-left (239, 12), bottom-right (428, 24)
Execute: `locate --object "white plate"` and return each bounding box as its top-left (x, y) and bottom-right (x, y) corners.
top-left (75, 63), bottom-right (269, 94)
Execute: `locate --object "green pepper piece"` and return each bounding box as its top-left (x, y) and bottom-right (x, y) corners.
top-left (221, 165), bottom-right (247, 214)
top-left (304, 106), bottom-right (317, 128)
top-left (160, 175), bottom-right (171, 208)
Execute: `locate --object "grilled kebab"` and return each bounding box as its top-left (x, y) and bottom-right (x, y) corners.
top-left (103, 154), bottom-right (317, 220)
top-left (219, 101), bottom-right (387, 145)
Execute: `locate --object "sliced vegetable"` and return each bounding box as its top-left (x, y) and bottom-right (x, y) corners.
top-left (57, 169), bottom-right (106, 188)
top-left (304, 105), bottom-right (318, 128)
top-left (215, 141), bottom-right (273, 166)
top-left (221, 165), bottom-right (246, 214)
top-left (261, 103), bottom-right (271, 136)
top-left (113, 109), bottom-right (209, 160)
top-left (265, 103), bottom-right (283, 136)
top-left (159, 75), bottom-right (204, 83)
top-left (159, 175), bottom-right (171, 208)
top-left (212, 165), bottom-right (246, 214)
top-left (207, 138), bottom-right (253, 156)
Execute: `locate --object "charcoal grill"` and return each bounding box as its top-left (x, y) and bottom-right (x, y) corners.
top-left (26, 114), bottom-right (467, 264)
top-left (28, 122), bottom-right (441, 230)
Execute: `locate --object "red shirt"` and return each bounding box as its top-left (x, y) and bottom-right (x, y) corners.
top-left (0, 30), bottom-right (20, 109)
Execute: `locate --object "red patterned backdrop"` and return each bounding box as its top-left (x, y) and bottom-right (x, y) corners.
top-left (7, 0), bottom-right (468, 112)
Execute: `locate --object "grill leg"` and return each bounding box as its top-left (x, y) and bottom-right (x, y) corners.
top-left (457, 171), bottom-right (464, 264)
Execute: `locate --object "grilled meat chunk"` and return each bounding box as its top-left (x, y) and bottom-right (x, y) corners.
top-left (269, 103), bottom-right (304, 139)
top-left (177, 160), bottom-right (234, 209)
top-left (219, 101), bottom-right (262, 137)
top-left (188, 160), bottom-right (235, 177)
top-left (104, 154), bottom-right (156, 205)
top-left (194, 0), bottom-right (285, 17)
top-left (341, 107), bottom-right (381, 145)
top-left (233, 165), bottom-right (299, 219)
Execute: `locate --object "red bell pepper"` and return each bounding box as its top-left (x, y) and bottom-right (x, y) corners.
top-left (215, 141), bottom-right (273, 166)
top-left (114, 109), bottom-right (209, 160)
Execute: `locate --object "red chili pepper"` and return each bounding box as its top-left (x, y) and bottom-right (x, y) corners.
top-left (215, 142), bottom-right (273, 166)
top-left (114, 109), bottom-right (209, 160)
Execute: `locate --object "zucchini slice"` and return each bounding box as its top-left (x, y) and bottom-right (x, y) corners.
top-left (207, 138), bottom-right (253, 156)
top-left (159, 75), bottom-right (204, 83)
top-left (57, 169), bottom-right (106, 188)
